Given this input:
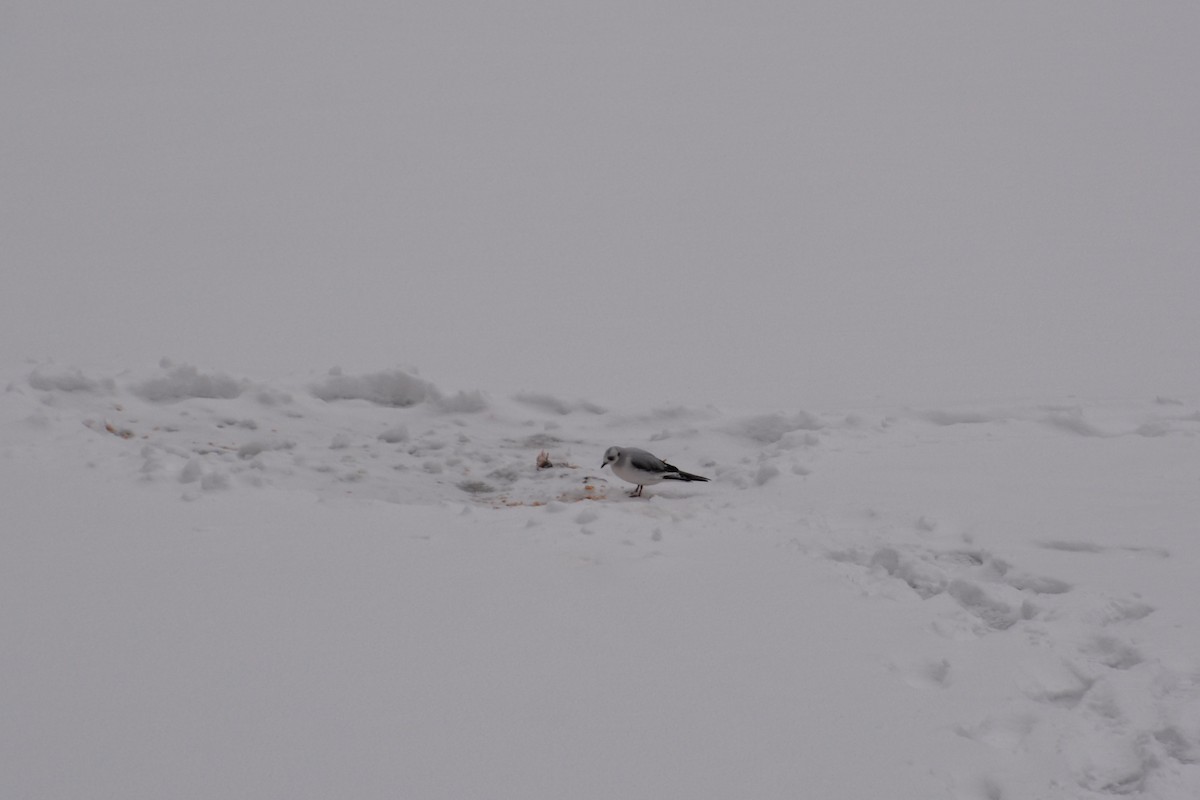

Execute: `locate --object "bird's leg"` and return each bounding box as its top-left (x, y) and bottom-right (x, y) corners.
top-left (629, 485), bottom-right (644, 497)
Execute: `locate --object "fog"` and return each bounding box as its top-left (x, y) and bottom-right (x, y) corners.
top-left (4, 1), bottom-right (1197, 407)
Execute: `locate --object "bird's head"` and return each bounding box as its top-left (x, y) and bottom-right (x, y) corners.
top-left (601, 446), bottom-right (620, 469)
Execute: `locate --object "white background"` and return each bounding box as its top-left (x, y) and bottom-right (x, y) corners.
top-left (4, 1), bottom-right (1197, 407)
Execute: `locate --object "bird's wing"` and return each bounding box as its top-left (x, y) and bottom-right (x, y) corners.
top-left (625, 449), bottom-right (673, 474)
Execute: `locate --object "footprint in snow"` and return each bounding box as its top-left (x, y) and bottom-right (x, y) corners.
top-left (829, 545), bottom-right (1062, 636)
top-left (887, 655), bottom-right (952, 689)
top-left (1037, 539), bottom-right (1171, 558)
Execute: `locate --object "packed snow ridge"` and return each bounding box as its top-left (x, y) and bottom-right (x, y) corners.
top-left (5, 359), bottom-right (1200, 799)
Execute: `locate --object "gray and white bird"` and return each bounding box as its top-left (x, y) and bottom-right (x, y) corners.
top-left (600, 446), bottom-right (710, 497)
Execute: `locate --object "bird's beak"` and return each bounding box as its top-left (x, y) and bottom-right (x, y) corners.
top-left (600, 462), bottom-right (607, 469)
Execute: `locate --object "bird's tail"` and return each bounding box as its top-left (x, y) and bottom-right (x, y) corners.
top-left (665, 470), bottom-right (709, 483)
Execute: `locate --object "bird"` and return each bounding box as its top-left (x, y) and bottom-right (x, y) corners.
top-left (600, 446), bottom-right (710, 497)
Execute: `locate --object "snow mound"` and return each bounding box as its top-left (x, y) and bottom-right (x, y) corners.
top-left (1043, 408), bottom-right (1110, 437)
top-left (377, 426), bottom-right (410, 443)
top-left (514, 392), bottom-right (606, 415)
top-left (311, 369), bottom-right (436, 407)
top-left (921, 409), bottom-right (1002, 426)
top-left (28, 368), bottom-right (113, 393)
top-left (728, 411), bottom-right (823, 443)
top-left (311, 369), bottom-right (486, 412)
top-left (132, 362), bottom-right (245, 402)
top-left (437, 389), bottom-right (488, 414)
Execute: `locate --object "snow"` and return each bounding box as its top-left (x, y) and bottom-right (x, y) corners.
top-left (3, 361), bottom-right (1199, 799)
top-left (310, 369), bottom-right (443, 409)
top-left (3, 2), bottom-right (1199, 797)
top-left (133, 362), bottom-right (247, 403)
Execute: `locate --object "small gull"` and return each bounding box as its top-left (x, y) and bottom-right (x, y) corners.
top-left (600, 446), bottom-right (710, 497)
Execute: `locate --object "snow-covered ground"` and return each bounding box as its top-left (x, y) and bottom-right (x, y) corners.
top-left (4, 360), bottom-right (1198, 798)
top-left (4, 3), bottom-right (1198, 797)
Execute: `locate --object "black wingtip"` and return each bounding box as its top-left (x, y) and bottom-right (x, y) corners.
top-left (664, 471), bottom-right (710, 483)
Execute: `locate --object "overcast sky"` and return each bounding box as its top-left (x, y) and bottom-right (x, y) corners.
top-left (3, 1), bottom-right (1197, 408)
